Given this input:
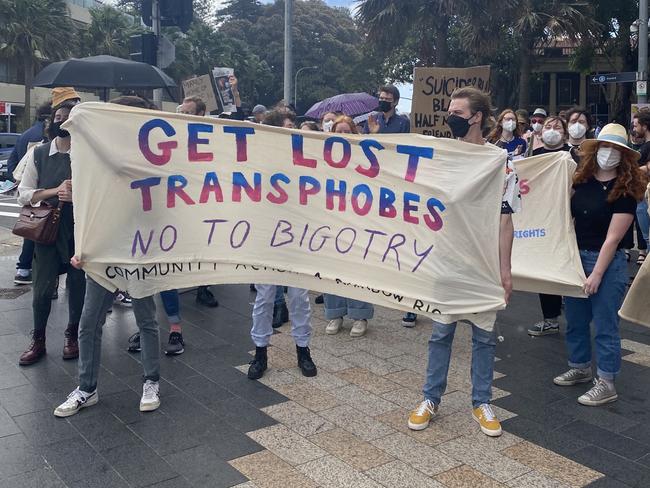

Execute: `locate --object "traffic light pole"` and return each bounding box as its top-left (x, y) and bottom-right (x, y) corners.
top-left (283, 0), bottom-right (293, 105)
top-left (152, 0), bottom-right (163, 108)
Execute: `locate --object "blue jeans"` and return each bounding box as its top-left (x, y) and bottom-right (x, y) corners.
top-left (323, 295), bottom-right (374, 320)
top-left (564, 250), bottom-right (627, 380)
top-left (160, 289), bottom-right (180, 323)
top-left (637, 200), bottom-right (649, 249)
top-left (274, 285), bottom-right (285, 306)
top-left (252, 284), bottom-right (311, 347)
top-left (423, 321), bottom-right (496, 407)
top-left (78, 277), bottom-right (160, 392)
top-left (17, 239), bottom-right (34, 271)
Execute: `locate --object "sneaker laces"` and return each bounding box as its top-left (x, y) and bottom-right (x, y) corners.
top-left (63, 388), bottom-right (88, 407)
top-left (478, 403), bottom-right (496, 421)
top-left (585, 379), bottom-right (608, 398)
top-left (142, 381), bottom-right (159, 400)
top-left (128, 332), bottom-right (140, 344)
top-left (415, 399), bottom-right (436, 416)
top-left (169, 332), bottom-right (182, 344)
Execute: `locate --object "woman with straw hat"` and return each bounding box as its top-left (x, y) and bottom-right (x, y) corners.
top-left (552, 123), bottom-right (646, 406)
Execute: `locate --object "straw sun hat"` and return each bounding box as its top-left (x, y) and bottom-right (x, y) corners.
top-left (580, 123), bottom-right (640, 163)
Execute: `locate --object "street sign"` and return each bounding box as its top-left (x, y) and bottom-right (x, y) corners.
top-left (0, 102), bottom-right (9, 115)
top-left (590, 72), bottom-right (638, 84)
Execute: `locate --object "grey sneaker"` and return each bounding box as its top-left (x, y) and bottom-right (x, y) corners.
top-left (578, 378), bottom-right (617, 406)
top-left (165, 332), bottom-right (185, 355)
top-left (527, 319), bottom-right (559, 336)
top-left (553, 368), bottom-right (593, 386)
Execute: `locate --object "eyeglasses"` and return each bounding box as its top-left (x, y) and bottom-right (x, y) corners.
top-left (378, 97), bottom-right (394, 102)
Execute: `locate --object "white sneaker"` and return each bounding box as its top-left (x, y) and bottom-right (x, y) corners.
top-left (53, 387), bottom-right (98, 418)
top-left (139, 380), bottom-right (160, 412)
top-left (578, 378), bottom-right (617, 406)
top-left (326, 318), bottom-right (343, 335)
top-left (350, 319), bottom-right (367, 337)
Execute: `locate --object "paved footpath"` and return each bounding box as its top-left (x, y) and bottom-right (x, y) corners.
top-left (0, 233), bottom-right (649, 487)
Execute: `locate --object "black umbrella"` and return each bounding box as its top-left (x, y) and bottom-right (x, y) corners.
top-left (32, 55), bottom-right (177, 101)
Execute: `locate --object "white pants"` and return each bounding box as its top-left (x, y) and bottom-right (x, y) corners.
top-left (251, 284), bottom-right (312, 347)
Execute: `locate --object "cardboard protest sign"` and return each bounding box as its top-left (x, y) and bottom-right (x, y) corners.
top-left (212, 67), bottom-right (237, 113)
top-left (181, 75), bottom-right (219, 113)
top-left (411, 66), bottom-right (491, 136)
top-left (511, 152), bottom-right (586, 297)
top-left (66, 102), bottom-right (509, 317)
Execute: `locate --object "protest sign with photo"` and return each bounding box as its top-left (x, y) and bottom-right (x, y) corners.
top-left (212, 67), bottom-right (237, 113)
top-left (181, 75), bottom-right (219, 113)
top-left (510, 152), bottom-right (586, 297)
top-left (411, 66), bottom-right (491, 136)
top-left (66, 102), bottom-right (510, 317)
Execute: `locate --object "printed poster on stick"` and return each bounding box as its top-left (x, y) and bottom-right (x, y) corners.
top-left (411, 66), bottom-right (491, 137)
top-left (181, 75), bottom-right (219, 113)
top-left (212, 67), bottom-right (237, 113)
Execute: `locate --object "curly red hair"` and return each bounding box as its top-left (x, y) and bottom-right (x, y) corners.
top-left (574, 144), bottom-right (646, 202)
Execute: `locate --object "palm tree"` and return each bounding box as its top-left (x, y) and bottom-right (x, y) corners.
top-left (504, 0), bottom-right (601, 108)
top-left (355, 0), bottom-right (600, 108)
top-left (0, 0), bottom-right (77, 127)
top-left (80, 5), bottom-right (141, 58)
top-left (355, 0), bottom-right (461, 67)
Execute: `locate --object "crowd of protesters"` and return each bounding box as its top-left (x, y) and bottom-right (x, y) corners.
top-left (4, 75), bottom-right (649, 441)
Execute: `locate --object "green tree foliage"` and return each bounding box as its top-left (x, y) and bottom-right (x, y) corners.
top-left (78, 6), bottom-right (142, 58)
top-left (0, 0), bottom-right (77, 126)
top-left (356, 0), bottom-right (601, 109)
top-left (219, 0), bottom-right (382, 111)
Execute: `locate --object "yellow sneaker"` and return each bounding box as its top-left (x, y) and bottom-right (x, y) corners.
top-left (472, 404), bottom-right (502, 437)
top-left (408, 399), bottom-right (437, 431)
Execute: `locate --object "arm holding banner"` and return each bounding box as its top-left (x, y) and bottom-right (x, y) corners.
top-left (499, 214), bottom-right (514, 303)
top-left (229, 75), bottom-right (241, 109)
top-left (584, 214), bottom-right (634, 295)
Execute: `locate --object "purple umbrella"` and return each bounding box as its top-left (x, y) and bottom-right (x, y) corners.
top-left (305, 92), bottom-right (378, 119)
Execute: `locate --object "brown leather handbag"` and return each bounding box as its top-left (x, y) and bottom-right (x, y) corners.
top-left (12, 202), bottom-right (63, 245)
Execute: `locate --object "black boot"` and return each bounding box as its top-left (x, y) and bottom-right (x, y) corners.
top-left (272, 302), bottom-right (289, 328)
top-left (196, 286), bottom-right (219, 307)
top-left (297, 346), bottom-right (317, 377)
top-left (248, 346), bottom-right (268, 380)
top-left (315, 294), bottom-right (324, 304)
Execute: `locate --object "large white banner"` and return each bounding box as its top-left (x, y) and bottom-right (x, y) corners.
top-left (66, 103), bottom-right (509, 317)
top-left (511, 152), bottom-right (587, 297)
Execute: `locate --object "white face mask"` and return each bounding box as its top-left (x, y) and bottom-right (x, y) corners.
top-left (542, 129), bottom-right (563, 147)
top-left (532, 122), bottom-right (543, 133)
top-left (568, 122), bottom-right (587, 139)
top-left (502, 120), bottom-right (516, 133)
top-left (322, 120), bottom-right (334, 132)
top-left (596, 146), bottom-right (621, 170)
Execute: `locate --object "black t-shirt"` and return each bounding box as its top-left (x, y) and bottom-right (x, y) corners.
top-left (571, 177), bottom-right (637, 250)
top-left (638, 141), bottom-right (650, 165)
top-left (532, 144), bottom-right (570, 156)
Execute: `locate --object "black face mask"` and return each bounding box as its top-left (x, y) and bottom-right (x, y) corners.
top-left (51, 121), bottom-right (70, 139)
top-left (447, 113), bottom-right (475, 139)
top-left (378, 100), bottom-right (393, 113)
